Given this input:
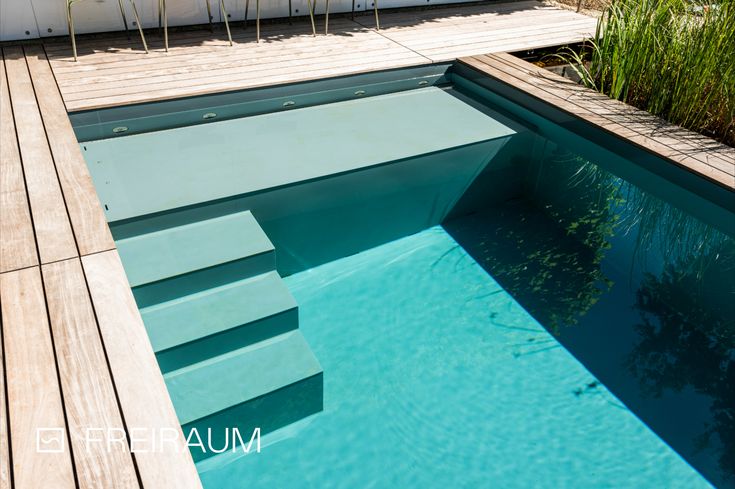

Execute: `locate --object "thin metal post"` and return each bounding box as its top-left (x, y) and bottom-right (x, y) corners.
top-left (306, 0), bottom-right (316, 36)
top-left (288, 0), bottom-right (292, 25)
top-left (129, 0), bottom-right (149, 53)
top-left (351, 0), bottom-right (355, 21)
top-left (256, 0), bottom-right (260, 42)
top-left (325, 0), bottom-right (329, 34)
top-left (117, 0), bottom-right (131, 40)
top-left (244, 0), bottom-right (249, 29)
top-left (220, 0), bottom-right (233, 46)
top-left (373, 0), bottom-right (379, 30)
top-left (162, 0), bottom-right (169, 51)
top-left (206, 0), bottom-right (214, 32)
top-left (67, 0), bottom-right (77, 61)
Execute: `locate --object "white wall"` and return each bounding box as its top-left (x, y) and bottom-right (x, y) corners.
top-left (0, 0), bottom-right (472, 41)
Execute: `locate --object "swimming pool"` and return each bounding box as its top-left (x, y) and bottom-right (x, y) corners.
top-left (74, 63), bottom-right (734, 488)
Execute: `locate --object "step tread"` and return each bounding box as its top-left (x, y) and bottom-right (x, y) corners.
top-left (117, 210), bottom-right (273, 287)
top-left (85, 87), bottom-right (516, 222)
top-left (165, 331), bottom-right (322, 425)
top-left (140, 271), bottom-right (297, 353)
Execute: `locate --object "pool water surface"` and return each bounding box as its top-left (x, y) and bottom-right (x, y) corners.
top-left (75, 65), bottom-right (734, 488)
top-left (197, 227), bottom-right (712, 489)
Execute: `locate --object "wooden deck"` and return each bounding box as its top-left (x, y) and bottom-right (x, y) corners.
top-left (42, 1), bottom-right (597, 111)
top-left (0, 3), bottom-right (733, 488)
top-left (458, 53), bottom-right (735, 189)
top-left (0, 46), bottom-right (201, 489)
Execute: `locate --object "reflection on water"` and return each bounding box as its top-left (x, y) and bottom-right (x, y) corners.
top-left (200, 226), bottom-right (711, 489)
top-left (444, 144), bottom-right (735, 488)
top-left (631, 245), bottom-right (735, 482)
top-left (445, 198), bottom-right (612, 334)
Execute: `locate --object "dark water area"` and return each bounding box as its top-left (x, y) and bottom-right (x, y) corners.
top-left (444, 145), bottom-right (735, 488)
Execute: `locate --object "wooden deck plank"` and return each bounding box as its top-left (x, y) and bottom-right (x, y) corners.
top-left (0, 292), bottom-right (10, 489)
top-left (44, 19), bottom-right (410, 73)
top-left (475, 54), bottom-right (684, 152)
top-left (355, 2), bottom-right (596, 63)
top-left (459, 55), bottom-right (632, 131)
top-left (376, 17), bottom-right (591, 46)
top-left (82, 250), bottom-right (203, 489)
top-left (460, 55), bottom-right (715, 178)
top-left (49, 18), bottom-right (593, 93)
top-left (422, 30), bottom-right (594, 62)
top-left (50, 35), bottom-right (405, 85)
top-left (46, 19), bottom-right (381, 67)
top-left (63, 56), bottom-right (427, 111)
top-left (485, 52), bottom-right (735, 176)
top-left (43, 17), bottom-right (330, 56)
top-left (58, 48), bottom-right (423, 100)
top-left (42, 258), bottom-right (139, 489)
top-left (0, 54), bottom-right (37, 273)
top-left (38, 1), bottom-right (555, 59)
top-left (458, 54), bottom-right (734, 188)
top-left (24, 46), bottom-right (116, 256)
top-left (49, 35), bottom-right (399, 81)
top-left (351, 0), bottom-right (558, 27)
top-left (43, 6), bottom-right (583, 67)
top-left (43, 2), bottom-right (598, 111)
top-left (1, 43), bottom-right (202, 489)
top-left (361, 10), bottom-right (585, 39)
top-left (490, 51), bottom-right (735, 171)
top-left (2, 47), bottom-right (78, 264)
top-left (0, 267), bottom-right (76, 489)
top-left (468, 54), bottom-right (734, 183)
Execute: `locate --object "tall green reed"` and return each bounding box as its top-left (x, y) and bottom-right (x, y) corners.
top-left (563, 0), bottom-right (735, 146)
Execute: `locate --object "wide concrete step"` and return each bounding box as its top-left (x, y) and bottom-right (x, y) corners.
top-left (141, 271), bottom-right (298, 373)
top-left (165, 331), bottom-right (323, 461)
top-left (85, 87), bottom-right (517, 222)
top-left (117, 210), bottom-right (275, 307)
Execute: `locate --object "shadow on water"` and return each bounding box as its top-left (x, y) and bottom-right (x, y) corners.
top-left (443, 144), bottom-right (735, 488)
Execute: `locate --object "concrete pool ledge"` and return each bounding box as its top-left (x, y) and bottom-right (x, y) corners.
top-left (1, 9), bottom-right (733, 488)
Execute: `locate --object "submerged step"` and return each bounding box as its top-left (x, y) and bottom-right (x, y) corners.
top-left (84, 87), bottom-right (516, 222)
top-left (117, 210), bottom-right (275, 307)
top-left (141, 271), bottom-right (298, 373)
top-left (165, 331), bottom-right (323, 461)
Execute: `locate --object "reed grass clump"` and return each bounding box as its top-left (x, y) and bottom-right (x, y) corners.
top-left (565, 0), bottom-right (735, 146)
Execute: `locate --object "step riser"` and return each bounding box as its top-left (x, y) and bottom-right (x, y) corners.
top-left (182, 373), bottom-right (323, 462)
top-left (155, 308), bottom-right (298, 373)
top-left (132, 250), bottom-right (275, 308)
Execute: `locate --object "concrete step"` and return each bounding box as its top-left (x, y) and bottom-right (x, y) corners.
top-left (117, 210), bottom-right (275, 307)
top-left (165, 331), bottom-right (323, 461)
top-left (141, 271), bottom-right (298, 373)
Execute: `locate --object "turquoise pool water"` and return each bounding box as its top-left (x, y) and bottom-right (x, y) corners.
top-left (75, 64), bottom-right (734, 488)
top-left (196, 227), bottom-right (711, 488)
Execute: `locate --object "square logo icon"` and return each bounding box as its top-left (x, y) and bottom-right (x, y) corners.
top-left (37, 428), bottom-right (65, 453)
